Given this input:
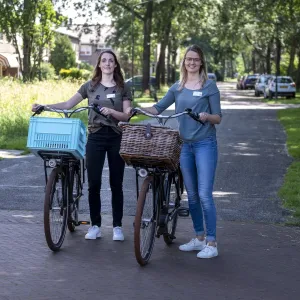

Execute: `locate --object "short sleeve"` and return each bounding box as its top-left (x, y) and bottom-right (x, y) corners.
top-left (153, 83), bottom-right (177, 114)
top-left (122, 83), bottom-right (133, 101)
top-left (77, 81), bottom-right (90, 99)
top-left (208, 81), bottom-right (222, 117)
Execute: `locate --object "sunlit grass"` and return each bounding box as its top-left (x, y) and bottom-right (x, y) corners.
top-left (0, 78), bottom-right (157, 151)
top-left (264, 92), bottom-right (300, 105)
top-left (277, 108), bottom-right (300, 224)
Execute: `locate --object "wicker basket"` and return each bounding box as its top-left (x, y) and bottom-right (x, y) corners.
top-left (119, 123), bottom-right (182, 171)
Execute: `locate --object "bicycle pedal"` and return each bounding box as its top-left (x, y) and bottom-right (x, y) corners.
top-left (178, 207), bottom-right (189, 217)
top-left (78, 221), bottom-right (90, 225)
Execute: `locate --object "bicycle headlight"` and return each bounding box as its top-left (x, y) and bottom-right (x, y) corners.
top-left (48, 159), bottom-right (57, 168)
top-left (138, 168), bottom-right (148, 178)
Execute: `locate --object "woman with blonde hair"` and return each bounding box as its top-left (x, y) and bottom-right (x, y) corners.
top-left (127, 44), bottom-right (222, 258)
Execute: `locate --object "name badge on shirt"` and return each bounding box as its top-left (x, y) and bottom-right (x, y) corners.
top-left (193, 91), bottom-right (202, 97)
top-left (107, 93), bottom-right (116, 98)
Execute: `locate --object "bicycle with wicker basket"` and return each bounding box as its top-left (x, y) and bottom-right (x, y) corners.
top-left (119, 107), bottom-right (204, 266)
top-left (27, 104), bottom-right (103, 251)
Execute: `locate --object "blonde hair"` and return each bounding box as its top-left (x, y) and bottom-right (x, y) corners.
top-left (178, 44), bottom-right (208, 91)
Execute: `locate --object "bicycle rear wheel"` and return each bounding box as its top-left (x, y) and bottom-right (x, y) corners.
top-left (44, 168), bottom-right (68, 251)
top-left (68, 166), bottom-right (81, 232)
top-left (163, 171), bottom-right (182, 245)
top-left (134, 175), bottom-right (157, 266)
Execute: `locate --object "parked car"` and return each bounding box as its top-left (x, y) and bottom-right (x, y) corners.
top-left (242, 74), bottom-right (259, 90)
top-left (236, 75), bottom-right (245, 90)
top-left (264, 76), bottom-right (296, 99)
top-left (254, 74), bottom-right (273, 96)
top-left (208, 73), bottom-right (217, 81)
top-left (125, 75), bottom-right (157, 97)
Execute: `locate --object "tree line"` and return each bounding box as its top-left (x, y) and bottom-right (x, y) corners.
top-left (1, 0), bottom-right (300, 89)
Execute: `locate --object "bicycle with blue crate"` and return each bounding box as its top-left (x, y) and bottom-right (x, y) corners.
top-left (27, 104), bottom-right (103, 251)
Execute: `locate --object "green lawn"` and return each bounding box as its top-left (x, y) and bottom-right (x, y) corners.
top-left (277, 108), bottom-right (300, 225)
top-left (264, 92), bottom-right (300, 105)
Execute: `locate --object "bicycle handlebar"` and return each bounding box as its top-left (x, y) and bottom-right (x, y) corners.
top-left (130, 107), bottom-right (204, 125)
top-left (32, 103), bottom-right (108, 119)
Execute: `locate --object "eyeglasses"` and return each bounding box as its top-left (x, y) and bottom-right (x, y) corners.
top-left (185, 57), bottom-right (201, 63)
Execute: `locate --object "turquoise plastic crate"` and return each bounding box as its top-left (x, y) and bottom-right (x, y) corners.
top-left (27, 117), bottom-right (86, 159)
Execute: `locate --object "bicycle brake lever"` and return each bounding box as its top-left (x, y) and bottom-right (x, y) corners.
top-left (32, 105), bottom-right (44, 117)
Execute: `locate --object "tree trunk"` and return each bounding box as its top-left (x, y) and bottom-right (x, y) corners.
top-left (23, 0), bottom-right (36, 81)
top-left (251, 50), bottom-right (256, 73)
top-left (296, 49), bottom-right (300, 88)
top-left (171, 38), bottom-right (177, 83)
top-left (142, 1), bottom-right (153, 92)
top-left (287, 39), bottom-right (297, 76)
top-left (155, 4), bottom-right (175, 89)
top-left (241, 52), bottom-right (247, 73)
top-left (167, 40), bottom-right (171, 84)
top-left (275, 37), bottom-right (281, 76)
top-left (266, 41), bottom-right (272, 74)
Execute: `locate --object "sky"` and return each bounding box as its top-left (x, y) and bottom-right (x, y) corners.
top-left (54, 0), bottom-right (111, 26)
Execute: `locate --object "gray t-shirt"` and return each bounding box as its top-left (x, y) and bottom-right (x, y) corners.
top-left (154, 79), bottom-right (222, 142)
top-left (78, 80), bottom-right (132, 133)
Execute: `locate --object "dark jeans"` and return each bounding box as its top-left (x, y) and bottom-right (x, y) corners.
top-left (86, 126), bottom-right (125, 227)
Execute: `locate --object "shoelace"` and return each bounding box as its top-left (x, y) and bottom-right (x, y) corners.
top-left (114, 227), bottom-right (122, 235)
top-left (201, 245), bottom-right (215, 253)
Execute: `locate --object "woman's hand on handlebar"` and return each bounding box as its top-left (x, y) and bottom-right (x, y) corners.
top-left (99, 107), bottom-right (114, 117)
top-left (199, 112), bottom-right (209, 123)
top-left (32, 103), bottom-right (44, 113)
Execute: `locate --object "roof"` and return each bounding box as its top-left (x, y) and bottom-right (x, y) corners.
top-left (0, 53), bottom-right (19, 68)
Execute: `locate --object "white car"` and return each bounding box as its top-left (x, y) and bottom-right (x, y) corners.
top-left (254, 74), bottom-right (273, 96)
top-left (208, 73), bottom-right (217, 81)
top-left (264, 76), bottom-right (296, 99)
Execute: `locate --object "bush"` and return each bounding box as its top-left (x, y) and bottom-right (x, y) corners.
top-left (50, 34), bottom-right (77, 74)
top-left (40, 63), bottom-right (56, 80)
top-left (79, 62), bottom-right (94, 71)
top-left (59, 68), bottom-right (91, 80)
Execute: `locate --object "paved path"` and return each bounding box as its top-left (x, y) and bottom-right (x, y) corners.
top-left (1, 82), bottom-right (300, 299)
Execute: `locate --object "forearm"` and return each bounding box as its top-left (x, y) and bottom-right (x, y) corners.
top-left (111, 110), bottom-right (131, 122)
top-left (141, 106), bottom-right (159, 115)
top-left (207, 114), bottom-right (221, 124)
top-left (48, 93), bottom-right (83, 110)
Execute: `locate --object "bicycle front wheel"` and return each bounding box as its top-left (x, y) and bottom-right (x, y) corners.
top-left (44, 168), bottom-right (68, 251)
top-left (68, 166), bottom-right (81, 232)
top-left (134, 176), bottom-right (157, 266)
top-left (163, 172), bottom-right (182, 245)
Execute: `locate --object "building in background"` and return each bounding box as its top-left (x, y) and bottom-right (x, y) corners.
top-left (0, 33), bottom-right (20, 77)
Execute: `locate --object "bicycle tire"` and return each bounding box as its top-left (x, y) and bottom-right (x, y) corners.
top-left (44, 168), bottom-right (68, 251)
top-left (134, 175), bottom-right (157, 266)
top-left (67, 166), bottom-right (81, 232)
top-left (163, 172), bottom-right (181, 245)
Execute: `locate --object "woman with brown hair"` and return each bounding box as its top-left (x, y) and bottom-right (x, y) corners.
top-left (32, 50), bottom-right (132, 241)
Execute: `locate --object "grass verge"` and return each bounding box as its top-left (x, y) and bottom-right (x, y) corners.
top-left (0, 78), bottom-right (159, 153)
top-left (264, 92), bottom-right (300, 105)
top-left (277, 108), bottom-right (300, 225)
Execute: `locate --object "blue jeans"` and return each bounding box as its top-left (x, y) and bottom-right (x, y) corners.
top-left (180, 136), bottom-right (218, 242)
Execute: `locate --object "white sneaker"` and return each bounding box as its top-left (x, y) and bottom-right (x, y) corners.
top-left (85, 225), bottom-right (101, 240)
top-left (197, 244), bottom-right (218, 259)
top-left (179, 238), bottom-right (206, 252)
top-left (113, 226), bottom-right (124, 241)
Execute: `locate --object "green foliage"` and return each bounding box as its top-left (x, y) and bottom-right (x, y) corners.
top-left (50, 34), bottom-right (77, 74)
top-left (59, 68), bottom-right (91, 80)
top-left (40, 63), bottom-right (56, 80)
top-left (0, 0), bottom-right (64, 81)
top-left (79, 62), bottom-right (94, 71)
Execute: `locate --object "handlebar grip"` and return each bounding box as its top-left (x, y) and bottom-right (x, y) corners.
top-left (32, 105), bottom-right (45, 117)
top-left (184, 108), bottom-right (204, 125)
